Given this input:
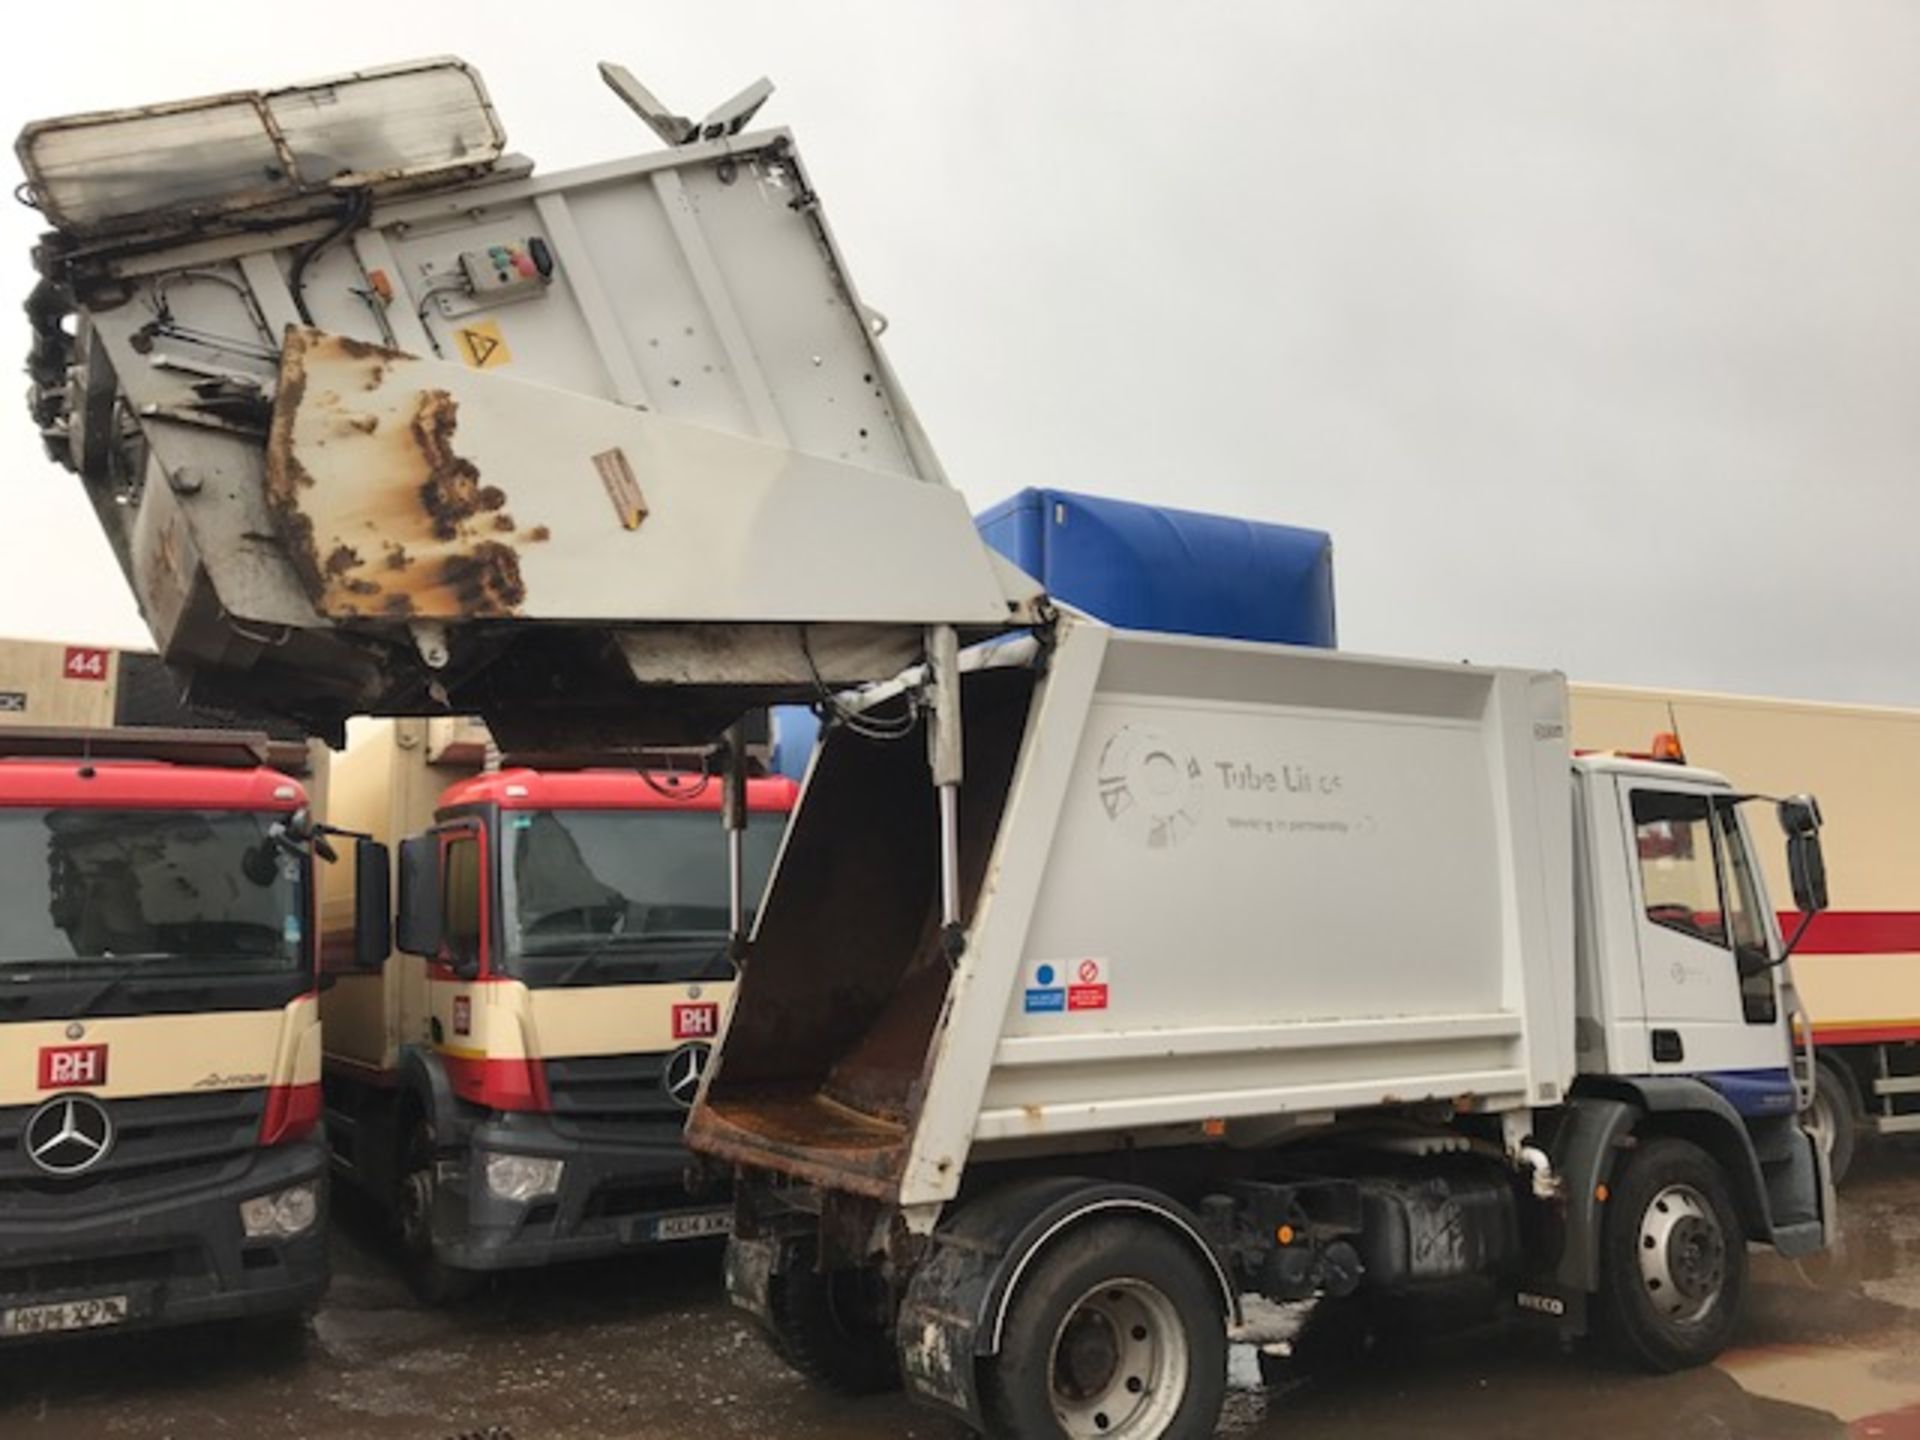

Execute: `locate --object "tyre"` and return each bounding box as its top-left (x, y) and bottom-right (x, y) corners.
top-left (1806, 1058), bottom-right (1860, 1186)
top-left (766, 1248), bottom-right (901, 1395)
top-left (1596, 1137), bottom-right (1747, 1372)
top-left (981, 1219), bottom-right (1226, 1440)
top-left (397, 1115), bottom-right (483, 1306)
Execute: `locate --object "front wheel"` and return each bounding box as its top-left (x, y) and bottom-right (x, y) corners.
top-left (1805, 1058), bottom-right (1860, 1186)
top-left (1597, 1137), bottom-right (1747, 1372)
top-left (396, 1116), bottom-right (482, 1307)
top-left (982, 1219), bottom-right (1226, 1440)
top-left (765, 1247), bottom-right (901, 1395)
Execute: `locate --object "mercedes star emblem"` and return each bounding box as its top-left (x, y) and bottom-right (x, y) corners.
top-left (23, 1094), bottom-right (115, 1178)
top-left (663, 1042), bottom-right (711, 1109)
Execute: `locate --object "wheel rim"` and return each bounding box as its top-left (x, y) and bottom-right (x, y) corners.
top-left (1048, 1278), bottom-right (1188, 1439)
top-left (1636, 1183), bottom-right (1727, 1326)
top-left (400, 1141), bottom-right (435, 1258)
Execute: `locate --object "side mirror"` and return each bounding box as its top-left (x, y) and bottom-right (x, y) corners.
top-left (273, 805), bottom-right (338, 864)
top-left (1788, 832), bottom-right (1829, 914)
top-left (1777, 793), bottom-right (1823, 839)
top-left (354, 841), bottom-right (392, 972)
top-left (395, 835), bottom-right (441, 958)
top-left (1777, 793), bottom-right (1829, 915)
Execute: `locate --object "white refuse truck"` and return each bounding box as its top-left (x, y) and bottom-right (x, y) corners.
top-left (689, 624), bottom-right (1832, 1436)
top-left (16, 56), bottom-right (1830, 1437)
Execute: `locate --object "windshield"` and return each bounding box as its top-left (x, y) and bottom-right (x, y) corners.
top-left (502, 809), bottom-right (785, 986)
top-left (0, 808), bottom-right (306, 976)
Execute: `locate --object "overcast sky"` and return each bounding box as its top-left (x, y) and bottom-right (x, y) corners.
top-left (2, 2), bottom-right (1913, 704)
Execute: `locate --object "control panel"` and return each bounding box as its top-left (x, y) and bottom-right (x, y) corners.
top-left (425, 236), bottom-right (556, 318)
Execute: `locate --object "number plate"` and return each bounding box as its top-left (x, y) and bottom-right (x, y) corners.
top-left (648, 1210), bottom-right (732, 1243)
top-left (0, 1295), bottom-right (131, 1336)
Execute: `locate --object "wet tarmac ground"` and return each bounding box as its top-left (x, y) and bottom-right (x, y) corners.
top-left (5, 1149), bottom-right (1920, 1440)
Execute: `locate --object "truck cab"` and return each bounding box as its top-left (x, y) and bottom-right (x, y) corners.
top-left (1576, 754), bottom-right (1808, 1104)
top-left (322, 754), bottom-right (797, 1299)
top-left (0, 731), bottom-right (346, 1341)
top-left (1573, 685), bottom-right (1920, 1184)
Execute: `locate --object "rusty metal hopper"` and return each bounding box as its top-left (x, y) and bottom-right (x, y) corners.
top-left (21, 58), bottom-right (1040, 745)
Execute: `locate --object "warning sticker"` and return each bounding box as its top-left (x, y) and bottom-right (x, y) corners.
top-left (455, 319), bottom-right (512, 370)
top-left (1024, 959), bottom-right (1108, 1015)
top-left (1068, 957), bottom-right (1109, 1011)
top-left (1024, 961), bottom-right (1065, 1014)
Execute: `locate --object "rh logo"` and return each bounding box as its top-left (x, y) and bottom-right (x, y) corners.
top-left (673, 1002), bottom-right (720, 1040)
top-left (39, 1044), bottom-right (108, 1090)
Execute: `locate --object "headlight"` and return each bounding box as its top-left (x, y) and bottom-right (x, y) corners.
top-left (484, 1152), bottom-right (565, 1204)
top-left (240, 1182), bottom-right (320, 1240)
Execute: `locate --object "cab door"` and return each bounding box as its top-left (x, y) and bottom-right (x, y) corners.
top-left (1625, 781), bottom-right (1794, 1114)
top-left (425, 821), bottom-right (489, 1067)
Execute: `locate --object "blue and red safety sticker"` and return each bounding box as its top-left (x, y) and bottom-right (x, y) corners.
top-left (1025, 959), bottom-right (1109, 1014)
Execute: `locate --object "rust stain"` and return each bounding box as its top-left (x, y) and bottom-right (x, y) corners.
top-left (263, 332), bottom-right (323, 600)
top-left (327, 334), bottom-right (388, 361)
top-left (263, 328), bottom-right (541, 621)
top-left (412, 388), bottom-right (505, 540)
top-left (441, 543), bottom-right (526, 613)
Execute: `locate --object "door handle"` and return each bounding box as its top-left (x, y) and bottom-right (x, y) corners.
top-left (1652, 1029), bottom-right (1685, 1063)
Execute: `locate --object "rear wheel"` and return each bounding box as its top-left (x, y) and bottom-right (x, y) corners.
top-left (1597, 1137), bottom-right (1746, 1371)
top-left (397, 1115), bottom-right (482, 1307)
top-left (766, 1248), bottom-right (901, 1395)
top-left (982, 1219), bottom-right (1226, 1440)
top-left (1806, 1058), bottom-right (1860, 1186)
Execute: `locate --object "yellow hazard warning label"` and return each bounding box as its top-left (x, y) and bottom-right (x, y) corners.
top-left (455, 320), bottom-right (511, 370)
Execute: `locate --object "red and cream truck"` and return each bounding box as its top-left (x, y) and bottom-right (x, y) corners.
top-left (0, 639), bottom-right (384, 1340)
top-left (320, 717), bottom-right (797, 1299)
top-left (1573, 683), bottom-right (1920, 1182)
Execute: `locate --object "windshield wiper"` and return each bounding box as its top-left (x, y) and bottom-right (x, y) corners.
top-left (541, 929), bottom-right (730, 985)
top-left (70, 958), bottom-right (163, 1017)
top-left (549, 911), bottom-right (630, 988)
top-left (3, 954), bottom-right (256, 1014)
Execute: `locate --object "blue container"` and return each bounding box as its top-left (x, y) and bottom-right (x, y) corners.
top-left (975, 489), bottom-right (1336, 648)
top-left (769, 705), bottom-right (821, 781)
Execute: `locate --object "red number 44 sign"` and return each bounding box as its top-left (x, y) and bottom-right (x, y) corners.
top-left (63, 647), bottom-right (109, 682)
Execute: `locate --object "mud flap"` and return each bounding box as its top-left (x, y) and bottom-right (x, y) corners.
top-left (895, 1225), bottom-right (995, 1423)
top-left (724, 1233), bottom-right (781, 1330)
top-left (1547, 1095), bottom-right (1639, 1303)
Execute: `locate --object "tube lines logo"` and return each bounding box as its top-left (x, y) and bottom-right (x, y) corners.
top-left (1095, 725), bottom-right (1203, 850)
